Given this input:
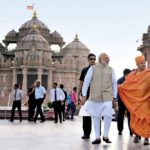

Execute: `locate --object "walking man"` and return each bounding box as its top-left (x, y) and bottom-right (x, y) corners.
top-left (27, 82), bottom-right (36, 121)
top-left (117, 69), bottom-right (133, 136)
top-left (77, 53), bottom-right (96, 139)
top-left (81, 53), bottom-right (117, 144)
top-left (50, 83), bottom-right (65, 123)
top-left (34, 80), bottom-right (46, 123)
top-left (10, 83), bottom-right (23, 122)
top-left (60, 84), bottom-right (67, 121)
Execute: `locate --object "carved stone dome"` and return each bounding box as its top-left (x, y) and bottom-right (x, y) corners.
top-left (50, 30), bottom-right (64, 43)
top-left (62, 35), bottom-right (90, 56)
top-left (51, 31), bottom-right (62, 38)
top-left (6, 29), bottom-right (18, 36)
top-left (16, 28), bottom-right (50, 51)
top-left (18, 11), bottom-right (50, 39)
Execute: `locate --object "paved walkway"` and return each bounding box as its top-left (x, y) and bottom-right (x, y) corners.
top-left (0, 117), bottom-right (149, 150)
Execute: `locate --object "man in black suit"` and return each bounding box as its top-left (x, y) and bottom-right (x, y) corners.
top-left (77, 53), bottom-right (96, 139)
top-left (27, 82), bottom-right (36, 121)
top-left (117, 69), bottom-right (133, 136)
top-left (60, 84), bottom-right (67, 121)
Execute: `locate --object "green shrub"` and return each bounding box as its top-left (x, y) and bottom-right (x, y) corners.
top-left (47, 101), bottom-right (53, 108)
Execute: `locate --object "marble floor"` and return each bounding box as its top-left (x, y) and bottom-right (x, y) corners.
top-left (0, 117), bottom-right (149, 150)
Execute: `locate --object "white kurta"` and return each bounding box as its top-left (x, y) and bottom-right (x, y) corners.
top-left (81, 65), bottom-right (117, 138)
top-left (82, 66), bottom-right (117, 118)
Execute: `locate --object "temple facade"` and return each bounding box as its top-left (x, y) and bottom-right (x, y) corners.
top-left (0, 12), bottom-right (90, 105)
top-left (138, 25), bottom-right (150, 68)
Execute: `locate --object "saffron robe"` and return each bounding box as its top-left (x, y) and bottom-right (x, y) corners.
top-left (118, 69), bottom-right (150, 138)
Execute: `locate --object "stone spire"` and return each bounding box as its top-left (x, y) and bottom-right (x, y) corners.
top-left (33, 10), bottom-right (37, 18)
top-left (75, 34), bottom-right (79, 41)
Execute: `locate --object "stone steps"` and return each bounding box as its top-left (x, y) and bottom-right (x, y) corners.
top-left (0, 106), bottom-right (79, 120)
top-left (0, 107), bottom-right (54, 120)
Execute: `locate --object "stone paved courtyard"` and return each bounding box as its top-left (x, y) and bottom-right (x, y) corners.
top-left (0, 117), bottom-right (149, 150)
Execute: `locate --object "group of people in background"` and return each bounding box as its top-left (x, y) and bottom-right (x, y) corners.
top-left (10, 80), bottom-right (77, 124)
top-left (9, 52), bottom-right (150, 146)
top-left (10, 80), bottom-right (46, 123)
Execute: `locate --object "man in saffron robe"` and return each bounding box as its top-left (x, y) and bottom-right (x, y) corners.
top-left (118, 55), bottom-right (150, 145)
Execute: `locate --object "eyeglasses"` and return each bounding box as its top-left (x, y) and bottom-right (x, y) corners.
top-left (89, 58), bottom-right (96, 61)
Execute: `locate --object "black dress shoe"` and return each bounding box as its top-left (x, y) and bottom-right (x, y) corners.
top-left (92, 139), bottom-right (101, 144)
top-left (28, 119), bottom-right (34, 122)
top-left (143, 138), bottom-right (149, 145)
top-left (53, 121), bottom-right (58, 123)
top-left (103, 137), bottom-right (112, 143)
top-left (9, 120), bottom-right (13, 122)
top-left (82, 135), bottom-right (90, 139)
top-left (40, 120), bottom-right (45, 123)
top-left (33, 118), bottom-right (36, 123)
top-left (118, 132), bottom-right (122, 135)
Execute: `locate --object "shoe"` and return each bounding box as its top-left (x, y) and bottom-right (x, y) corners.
top-left (28, 119), bottom-right (34, 122)
top-left (103, 137), bottom-right (112, 143)
top-left (20, 119), bottom-right (22, 122)
top-left (133, 136), bottom-right (140, 143)
top-left (53, 121), bottom-right (58, 123)
top-left (130, 132), bottom-right (133, 136)
top-left (40, 120), bottom-right (45, 123)
top-left (143, 139), bottom-right (149, 145)
top-left (112, 118), bottom-right (117, 121)
top-left (81, 135), bottom-right (90, 139)
top-left (33, 118), bottom-right (36, 123)
top-left (60, 121), bottom-right (62, 123)
top-left (92, 139), bottom-right (101, 144)
top-left (9, 120), bottom-right (13, 122)
top-left (118, 132), bottom-right (122, 135)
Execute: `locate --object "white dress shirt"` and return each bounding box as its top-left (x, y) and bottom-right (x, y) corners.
top-left (11, 89), bottom-right (23, 101)
top-left (82, 66), bottom-right (117, 99)
top-left (50, 87), bottom-right (65, 102)
top-left (35, 85), bottom-right (46, 99)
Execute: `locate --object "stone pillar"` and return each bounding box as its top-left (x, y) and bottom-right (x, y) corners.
top-left (37, 68), bottom-right (42, 83)
top-left (60, 45), bottom-right (63, 51)
top-left (12, 68), bottom-right (17, 87)
top-left (22, 67), bottom-right (27, 93)
top-left (48, 69), bottom-right (53, 91)
top-left (146, 47), bottom-right (150, 68)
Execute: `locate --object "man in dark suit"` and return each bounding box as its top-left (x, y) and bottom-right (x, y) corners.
top-left (27, 82), bottom-right (36, 121)
top-left (60, 84), bottom-right (67, 121)
top-left (117, 69), bottom-right (133, 136)
top-left (77, 53), bottom-right (96, 139)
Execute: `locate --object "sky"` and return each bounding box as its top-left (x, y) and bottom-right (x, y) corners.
top-left (0, 0), bottom-right (150, 78)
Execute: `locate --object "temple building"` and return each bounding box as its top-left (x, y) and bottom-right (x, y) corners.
top-left (138, 25), bottom-right (150, 68)
top-left (0, 12), bottom-right (90, 105)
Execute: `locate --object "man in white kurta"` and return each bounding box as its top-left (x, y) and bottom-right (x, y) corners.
top-left (81, 53), bottom-right (117, 144)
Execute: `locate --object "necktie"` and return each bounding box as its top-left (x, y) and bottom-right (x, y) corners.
top-left (54, 89), bottom-right (57, 101)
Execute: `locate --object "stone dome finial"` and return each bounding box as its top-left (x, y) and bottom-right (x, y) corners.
top-left (75, 34), bottom-right (79, 41)
top-left (33, 10), bottom-right (37, 18)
